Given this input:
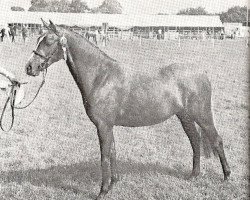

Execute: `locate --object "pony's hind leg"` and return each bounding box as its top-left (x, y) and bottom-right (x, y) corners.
top-left (187, 77), bottom-right (230, 180)
top-left (177, 112), bottom-right (201, 178)
top-left (193, 98), bottom-right (231, 181)
top-left (196, 116), bottom-right (231, 180)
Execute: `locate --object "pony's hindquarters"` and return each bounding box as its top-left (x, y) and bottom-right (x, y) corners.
top-left (176, 71), bottom-right (230, 180)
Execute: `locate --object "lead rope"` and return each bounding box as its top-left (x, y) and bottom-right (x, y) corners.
top-left (0, 85), bottom-right (16, 132)
top-left (1, 34), bottom-right (66, 132)
top-left (15, 69), bottom-right (47, 109)
top-left (0, 70), bottom-right (46, 132)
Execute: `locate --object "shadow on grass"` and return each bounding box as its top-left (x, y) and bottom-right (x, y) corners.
top-left (0, 160), bottom-right (189, 199)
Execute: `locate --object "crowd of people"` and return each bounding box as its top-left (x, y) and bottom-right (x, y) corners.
top-left (0, 25), bottom-right (28, 43)
top-left (1, 24), bottom-right (109, 46)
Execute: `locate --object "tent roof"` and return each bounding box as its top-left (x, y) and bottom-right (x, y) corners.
top-left (0, 11), bottom-right (223, 28)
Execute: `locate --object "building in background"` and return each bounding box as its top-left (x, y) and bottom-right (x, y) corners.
top-left (0, 11), bottom-right (224, 39)
top-left (223, 22), bottom-right (247, 38)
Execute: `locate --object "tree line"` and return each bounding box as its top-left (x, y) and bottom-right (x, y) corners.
top-left (12, 0), bottom-right (122, 14)
top-left (175, 6), bottom-right (249, 24)
top-left (11, 1), bottom-right (249, 24)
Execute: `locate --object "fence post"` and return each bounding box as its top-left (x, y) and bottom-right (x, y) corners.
top-left (212, 27), bottom-right (215, 47)
top-left (102, 22), bottom-right (108, 47)
top-left (211, 37), bottom-right (215, 47)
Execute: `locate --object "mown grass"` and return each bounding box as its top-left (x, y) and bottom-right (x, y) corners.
top-left (0, 36), bottom-right (249, 199)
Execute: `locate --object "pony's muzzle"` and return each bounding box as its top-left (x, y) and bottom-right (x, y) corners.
top-left (25, 63), bottom-right (39, 76)
top-left (26, 63), bottom-right (32, 75)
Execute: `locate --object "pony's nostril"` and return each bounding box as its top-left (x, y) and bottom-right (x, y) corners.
top-left (26, 64), bottom-right (32, 73)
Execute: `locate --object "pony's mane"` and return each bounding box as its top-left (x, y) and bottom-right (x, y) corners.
top-left (61, 27), bottom-right (117, 62)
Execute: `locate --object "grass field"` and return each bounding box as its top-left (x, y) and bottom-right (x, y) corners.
top-left (0, 36), bottom-right (249, 200)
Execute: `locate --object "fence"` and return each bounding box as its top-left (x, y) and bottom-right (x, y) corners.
top-left (3, 24), bottom-right (248, 48)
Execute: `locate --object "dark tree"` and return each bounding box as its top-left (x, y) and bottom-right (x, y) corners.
top-left (47, 0), bottom-right (70, 12)
top-left (11, 6), bottom-right (25, 11)
top-left (69, 0), bottom-right (90, 13)
top-left (28, 0), bottom-right (48, 11)
top-left (219, 6), bottom-right (249, 23)
top-left (177, 7), bottom-right (209, 15)
top-left (92, 0), bottom-right (122, 14)
top-left (28, 0), bottom-right (90, 13)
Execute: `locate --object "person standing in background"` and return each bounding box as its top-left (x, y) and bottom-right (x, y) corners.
top-left (9, 25), bottom-right (16, 43)
top-left (38, 27), bottom-right (43, 35)
top-left (157, 29), bottom-right (163, 40)
top-left (6, 26), bottom-right (11, 43)
top-left (21, 25), bottom-right (28, 43)
top-left (0, 28), bottom-right (5, 42)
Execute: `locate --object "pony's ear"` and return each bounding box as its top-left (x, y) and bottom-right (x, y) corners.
top-left (41, 18), bottom-right (49, 29)
top-left (49, 20), bottom-right (61, 36)
top-left (49, 20), bottom-right (57, 32)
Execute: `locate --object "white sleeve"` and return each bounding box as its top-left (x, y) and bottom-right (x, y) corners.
top-left (0, 67), bottom-right (15, 80)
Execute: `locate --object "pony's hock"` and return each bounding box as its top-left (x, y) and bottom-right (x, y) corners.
top-left (25, 19), bottom-right (231, 199)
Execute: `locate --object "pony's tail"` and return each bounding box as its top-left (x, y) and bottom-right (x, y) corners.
top-left (197, 125), bottom-right (218, 158)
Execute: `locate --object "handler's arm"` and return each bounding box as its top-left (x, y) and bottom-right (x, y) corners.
top-left (0, 67), bottom-right (16, 81)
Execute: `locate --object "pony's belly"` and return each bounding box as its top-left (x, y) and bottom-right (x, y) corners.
top-left (116, 115), bottom-right (171, 127)
top-left (115, 104), bottom-right (180, 127)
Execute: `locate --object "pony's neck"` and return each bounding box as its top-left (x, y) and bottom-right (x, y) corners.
top-left (64, 31), bottom-right (116, 100)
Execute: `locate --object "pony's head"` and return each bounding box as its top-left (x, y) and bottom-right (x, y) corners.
top-left (26, 19), bottom-right (67, 76)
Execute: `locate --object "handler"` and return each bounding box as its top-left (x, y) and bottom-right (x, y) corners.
top-left (0, 67), bottom-right (24, 106)
top-left (0, 67), bottom-right (16, 81)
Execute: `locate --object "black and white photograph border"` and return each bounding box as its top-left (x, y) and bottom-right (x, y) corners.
top-left (0, 0), bottom-right (249, 199)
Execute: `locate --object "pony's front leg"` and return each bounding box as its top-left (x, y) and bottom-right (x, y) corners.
top-left (95, 121), bottom-right (115, 200)
top-left (109, 134), bottom-right (119, 190)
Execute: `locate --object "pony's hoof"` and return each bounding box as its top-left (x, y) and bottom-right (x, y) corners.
top-left (95, 195), bottom-right (103, 200)
top-left (108, 178), bottom-right (119, 191)
top-left (224, 170), bottom-right (231, 181)
top-left (96, 189), bottom-right (109, 200)
top-left (112, 174), bottom-right (120, 184)
top-left (96, 192), bottom-right (107, 200)
top-left (187, 172), bottom-right (200, 180)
